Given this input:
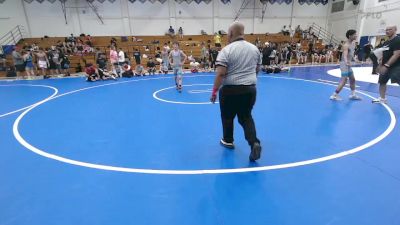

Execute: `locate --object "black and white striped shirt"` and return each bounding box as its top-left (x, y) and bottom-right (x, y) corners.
top-left (216, 39), bottom-right (262, 86)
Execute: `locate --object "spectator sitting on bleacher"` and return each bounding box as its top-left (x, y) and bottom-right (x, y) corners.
top-left (75, 41), bottom-right (84, 54)
top-left (134, 64), bottom-right (145, 76)
top-left (281, 25), bottom-right (290, 36)
top-left (83, 45), bottom-right (93, 54)
top-left (289, 25), bottom-right (295, 39)
top-left (319, 47), bottom-right (327, 64)
top-left (67, 34), bottom-right (75, 43)
top-left (147, 58), bottom-right (156, 75)
top-left (110, 37), bottom-right (117, 48)
top-left (295, 25), bottom-right (302, 34)
top-left (326, 46), bottom-right (334, 64)
top-left (85, 35), bottom-right (93, 47)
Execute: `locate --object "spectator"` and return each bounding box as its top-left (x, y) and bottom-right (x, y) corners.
top-left (34, 48), bottom-right (49, 77)
top-left (133, 49), bottom-right (141, 65)
top-left (161, 44), bottom-right (169, 73)
top-left (214, 33), bottom-right (222, 47)
top-left (85, 63), bottom-right (117, 82)
top-left (281, 25), bottom-right (290, 36)
top-left (134, 64), bottom-right (145, 76)
top-left (121, 64), bottom-right (134, 78)
top-left (59, 51), bottom-right (70, 76)
top-left (200, 42), bottom-right (208, 65)
top-left (109, 46), bottom-right (119, 75)
top-left (363, 42), bottom-right (373, 63)
top-left (289, 25), bottom-right (295, 39)
top-left (337, 41), bottom-right (344, 63)
top-left (210, 46), bottom-right (220, 71)
top-left (23, 50), bottom-right (35, 78)
top-left (67, 34), bottom-right (75, 43)
top-left (147, 58), bottom-right (156, 75)
top-left (326, 46), bottom-right (334, 64)
top-left (12, 46), bottom-right (25, 78)
top-left (295, 25), bottom-right (302, 34)
top-left (110, 37), bottom-right (117, 48)
top-left (96, 53), bottom-right (107, 70)
top-left (48, 47), bottom-right (61, 75)
top-left (0, 54), bottom-right (6, 71)
top-left (118, 48), bottom-right (125, 74)
top-left (85, 35), bottom-right (93, 47)
top-left (178, 27), bottom-right (183, 39)
top-left (169, 26), bottom-right (175, 34)
top-left (262, 42), bottom-right (272, 68)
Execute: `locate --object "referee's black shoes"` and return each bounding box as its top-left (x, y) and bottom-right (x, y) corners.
top-left (220, 139), bottom-right (235, 149)
top-left (249, 142), bottom-right (262, 162)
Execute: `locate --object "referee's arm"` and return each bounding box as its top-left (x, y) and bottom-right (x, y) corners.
top-left (210, 65), bottom-right (227, 103)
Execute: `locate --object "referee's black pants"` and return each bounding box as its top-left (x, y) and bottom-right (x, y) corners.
top-left (219, 85), bottom-right (260, 147)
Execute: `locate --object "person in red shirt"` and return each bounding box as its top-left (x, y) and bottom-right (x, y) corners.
top-left (85, 63), bottom-right (117, 82)
top-left (85, 63), bottom-right (99, 82)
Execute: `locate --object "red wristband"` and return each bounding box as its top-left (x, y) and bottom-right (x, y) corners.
top-left (212, 87), bottom-right (218, 96)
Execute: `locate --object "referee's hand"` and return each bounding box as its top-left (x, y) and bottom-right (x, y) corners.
top-left (210, 94), bottom-right (217, 104)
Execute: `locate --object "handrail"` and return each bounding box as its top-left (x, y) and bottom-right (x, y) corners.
top-left (309, 23), bottom-right (341, 46)
top-left (0, 25), bottom-right (26, 54)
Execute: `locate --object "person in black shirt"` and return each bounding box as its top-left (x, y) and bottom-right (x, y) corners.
top-left (169, 26), bottom-right (175, 34)
top-left (262, 42), bottom-right (272, 67)
top-left (96, 53), bottom-right (107, 70)
top-left (372, 26), bottom-right (400, 103)
top-left (210, 46), bottom-right (220, 71)
top-left (133, 49), bottom-right (141, 65)
top-left (337, 41), bottom-right (344, 63)
top-left (363, 42), bottom-right (372, 62)
top-left (147, 57), bottom-right (156, 75)
top-left (59, 52), bottom-right (70, 76)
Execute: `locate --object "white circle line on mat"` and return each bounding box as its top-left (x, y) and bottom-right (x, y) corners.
top-left (12, 75), bottom-right (396, 174)
top-left (153, 84), bottom-right (218, 104)
top-left (0, 84), bottom-right (59, 118)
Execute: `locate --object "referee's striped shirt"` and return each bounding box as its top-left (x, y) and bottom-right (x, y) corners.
top-left (215, 39), bottom-right (262, 86)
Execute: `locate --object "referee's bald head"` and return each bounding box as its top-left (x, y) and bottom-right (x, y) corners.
top-left (385, 25), bottom-right (397, 37)
top-left (228, 21), bottom-right (245, 43)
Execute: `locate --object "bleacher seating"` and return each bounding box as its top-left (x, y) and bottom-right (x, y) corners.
top-left (0, 32), bottom-right (329, 78)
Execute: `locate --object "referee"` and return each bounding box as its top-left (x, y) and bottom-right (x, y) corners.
top-left (372, 25), bottom-right (400, 104)
top-left (210, 22), bottom-right (262, 161)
